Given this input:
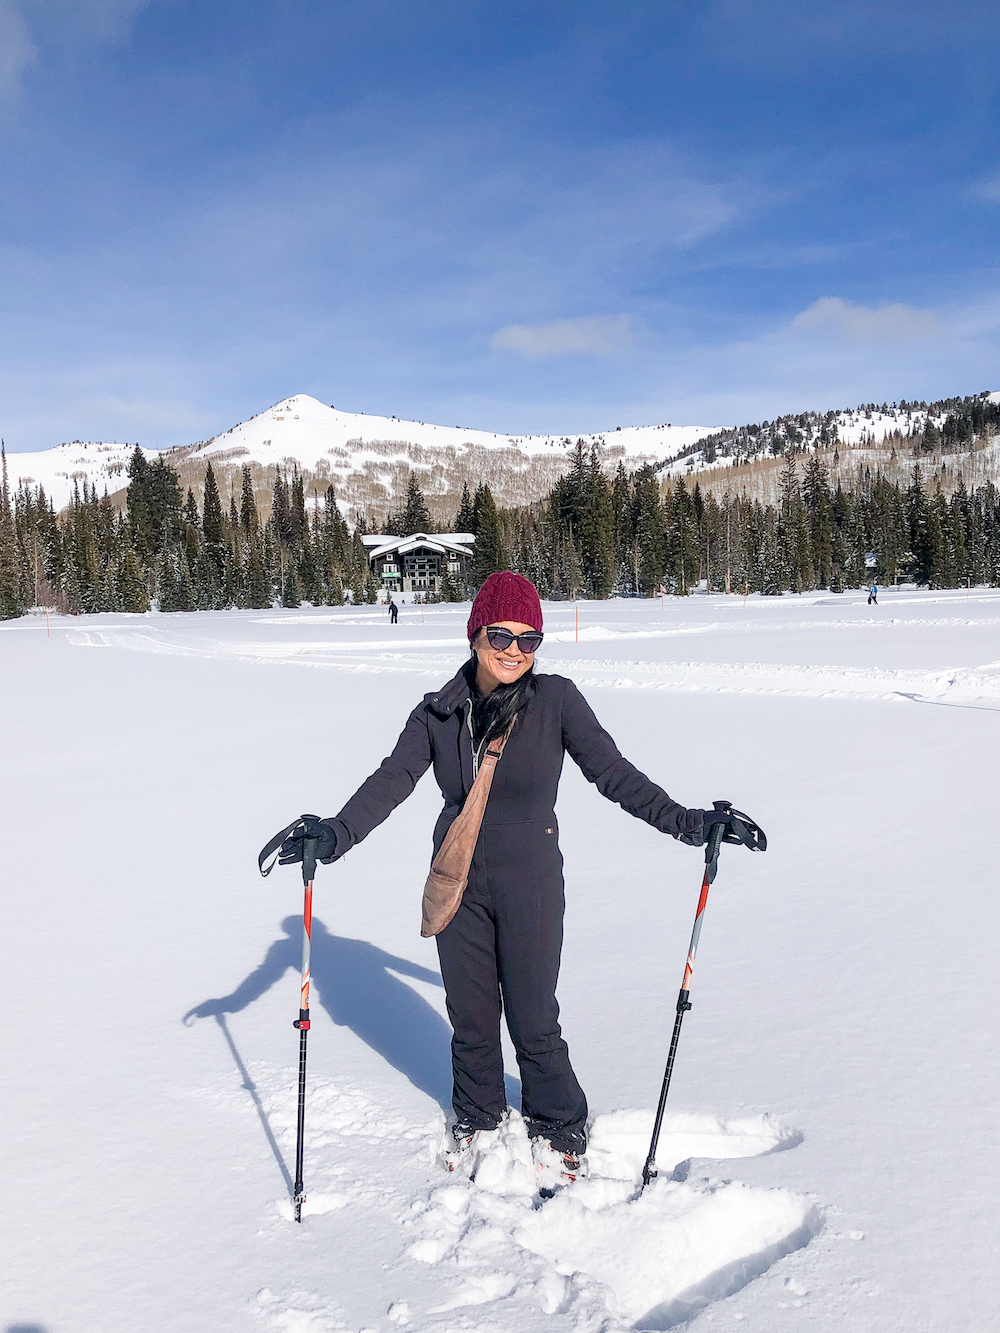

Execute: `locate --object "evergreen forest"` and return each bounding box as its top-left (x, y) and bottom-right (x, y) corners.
top-left (3, 431), bottom-right (1000, 620)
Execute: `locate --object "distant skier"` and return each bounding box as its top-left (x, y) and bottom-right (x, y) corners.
top-left (868, 581), bottom-right (878, 605)
top-left (267, 571), bottom-right (763, 1196)
top-left (388, 596), bottom-right (399, 624)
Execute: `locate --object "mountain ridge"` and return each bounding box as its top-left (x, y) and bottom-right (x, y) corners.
top-left (7, 388), bottom-right (1000, 519)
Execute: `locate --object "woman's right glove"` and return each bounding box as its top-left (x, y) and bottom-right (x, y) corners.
top-left (258, 814), bottom-right (337, 877)
top-left (278, 816), bottom-right (337, 867)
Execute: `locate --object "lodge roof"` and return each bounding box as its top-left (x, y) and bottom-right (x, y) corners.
top-left (362, 532), bottom-right (475, 560)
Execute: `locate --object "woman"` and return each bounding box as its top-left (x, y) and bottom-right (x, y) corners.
top-left (276, 572), bottom-right (741, 1187)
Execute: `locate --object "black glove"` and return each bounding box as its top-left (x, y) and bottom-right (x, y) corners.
top-left (278, 815), bottom-right (337, 867)
top-left (702, 802), bottom-right (766, 852)
top-left (258, 814), bottom-right (337, 877)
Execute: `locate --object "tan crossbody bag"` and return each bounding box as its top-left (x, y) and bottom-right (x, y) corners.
top-left (420, 719), bottom-right (514, 938)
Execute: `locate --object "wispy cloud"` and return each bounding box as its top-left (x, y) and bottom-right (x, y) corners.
top-left (0, 0), bottom-right (150, 97)
top-left (970, 171), bottom-right (1000, 202)
top-left (0, 1), bottom-right (36, 97)
top-left (790, 297), bottom-right (943, 343)
top-left (492, 314), bottom-right (645, 359)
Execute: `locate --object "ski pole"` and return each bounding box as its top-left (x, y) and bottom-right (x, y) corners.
top-left (292, 831), bottom-right (318, 1222)
top-left (258, 814), bottom-right (324, 1223)
top-left (640, 800), bottom-right (765, 1191)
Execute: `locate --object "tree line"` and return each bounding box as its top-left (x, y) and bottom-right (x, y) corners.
top-left (3, 437), bottom-right (1000, 620)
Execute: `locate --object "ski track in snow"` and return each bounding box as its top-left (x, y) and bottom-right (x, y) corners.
top-left (66, 625), bottom-right (1000, 705)
top-left (211, 1064), bottom-right (814, 1332)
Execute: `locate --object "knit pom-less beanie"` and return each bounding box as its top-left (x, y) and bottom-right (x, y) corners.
top-left (467, 571), bottom-right (543, 640)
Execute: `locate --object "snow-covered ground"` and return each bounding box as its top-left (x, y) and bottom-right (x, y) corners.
top-left (2, 589), bottom-right (998, 1331)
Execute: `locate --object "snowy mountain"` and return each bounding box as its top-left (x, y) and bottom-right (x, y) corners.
top-left (191, 394), bottom-right (719, 471)
top-left (9, 388), bottom-right (1000, 518)
top-left (5, 439), bottom-right (157, 512)
top-left (5, 395), bottom-right (722, 514)
top-left (663, 391), bottom-right (1000, 479)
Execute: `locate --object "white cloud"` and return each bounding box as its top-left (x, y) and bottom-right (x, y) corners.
top-left (491, 314), bottom-right (645, 359)
top-left (791, 296), bottom-right (943, 342)
top-left (0, 1), bottom-right (36, 97)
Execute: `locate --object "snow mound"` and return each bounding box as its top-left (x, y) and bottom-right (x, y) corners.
top-left (518, 1174), bottom-right (816, 1327)
top-left (404, 1109), bottom-right (814, 1328)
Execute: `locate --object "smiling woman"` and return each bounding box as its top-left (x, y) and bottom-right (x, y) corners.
top-left (269, 570), bottom-right (755, 1194)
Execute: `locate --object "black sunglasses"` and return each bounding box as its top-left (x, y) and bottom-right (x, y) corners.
top-left (483, 626), bottom-right (544, 653)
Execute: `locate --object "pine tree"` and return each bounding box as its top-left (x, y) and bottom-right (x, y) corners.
top-left (240, 466), bottom-right (259, 534)
top-left (611, 462), bottom-right (634, 594)
top-left (126, 447), bottom-right (153, 563)
top-left (777, 458), bottom-right (813, 592)
top-left (203, 463), bottom-right (225, 549)
top-left (455, 481), bottom-right (475, 534)
top-left (349, 529), bottom-right (369, 603)
top-left (631, 466), bottom-right (664, 595)
top-left (320, 485), bottom-right (348, 600)
top-left (802, 456), bottom-right (833, 588)
top-left (118, 548), bottom-right (150, 612)
top-left (576, 446), bottom-right (615, 598)
top-left (555, 526), bottom-right (585, 599)
top-left (666, 477), bottom-right (700, 594)
top-left (282, 564), bottom-right (301, 608)
top-left (244, 534), bottom-right (270, 608)
top-left (0, 444), bottom-right (26, 620)
top-left (401, 472), bottom-right (431, 533)
top-left (472, 484), bottom-right (503, 584)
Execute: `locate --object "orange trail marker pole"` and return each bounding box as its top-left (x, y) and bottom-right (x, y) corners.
top-left (45, 608), bottom-right (50, 637)
top-left (575, 604), bottom-right (579, 643)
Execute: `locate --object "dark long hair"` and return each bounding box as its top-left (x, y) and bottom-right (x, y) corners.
top-left (467, 655), bottom-right (535, 747)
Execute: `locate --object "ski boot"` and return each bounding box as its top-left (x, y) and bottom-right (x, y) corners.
top-left (531, 1137), bottom-right (586, 1198)
top-left (444, 1119), bottom-right (482, 1175)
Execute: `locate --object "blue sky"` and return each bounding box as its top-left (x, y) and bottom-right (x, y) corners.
top-left (3, 0), bottom-right (1000, 451)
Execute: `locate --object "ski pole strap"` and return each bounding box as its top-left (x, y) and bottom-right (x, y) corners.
top-left (726, 807), bottom-right (767, 852)
top-left (259, 819), bottom-right (300, 877)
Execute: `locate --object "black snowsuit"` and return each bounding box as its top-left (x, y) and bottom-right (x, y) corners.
top-left (321, 662), bottom-right (703, 1151)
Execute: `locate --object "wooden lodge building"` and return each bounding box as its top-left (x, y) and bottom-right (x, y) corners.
top-left (361, 532), bottom-right (475, 594)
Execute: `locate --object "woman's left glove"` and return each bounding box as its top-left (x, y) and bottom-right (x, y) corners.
top-left (680, 803), bottom-right (766, 851)
top-left (278, 815), bottom-right (337, 867)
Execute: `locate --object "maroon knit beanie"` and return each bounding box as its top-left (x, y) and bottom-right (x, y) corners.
top-left (467, 571), bottom-right (544, 641)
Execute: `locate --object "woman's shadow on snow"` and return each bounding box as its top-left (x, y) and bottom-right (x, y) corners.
top-left (184, 916), bottom-right (520, 1113)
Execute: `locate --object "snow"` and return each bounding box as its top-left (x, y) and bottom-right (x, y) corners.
top-left (2, 588), bottom-right (998, 1331)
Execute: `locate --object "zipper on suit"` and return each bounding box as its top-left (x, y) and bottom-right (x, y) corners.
top-left (467, 705), bottom-right (488, 780)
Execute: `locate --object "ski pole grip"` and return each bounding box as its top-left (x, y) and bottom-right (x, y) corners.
top-left (302, 838), bottom-right (318, 886)
top-left (705, 800), bottom-right (730, 868)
